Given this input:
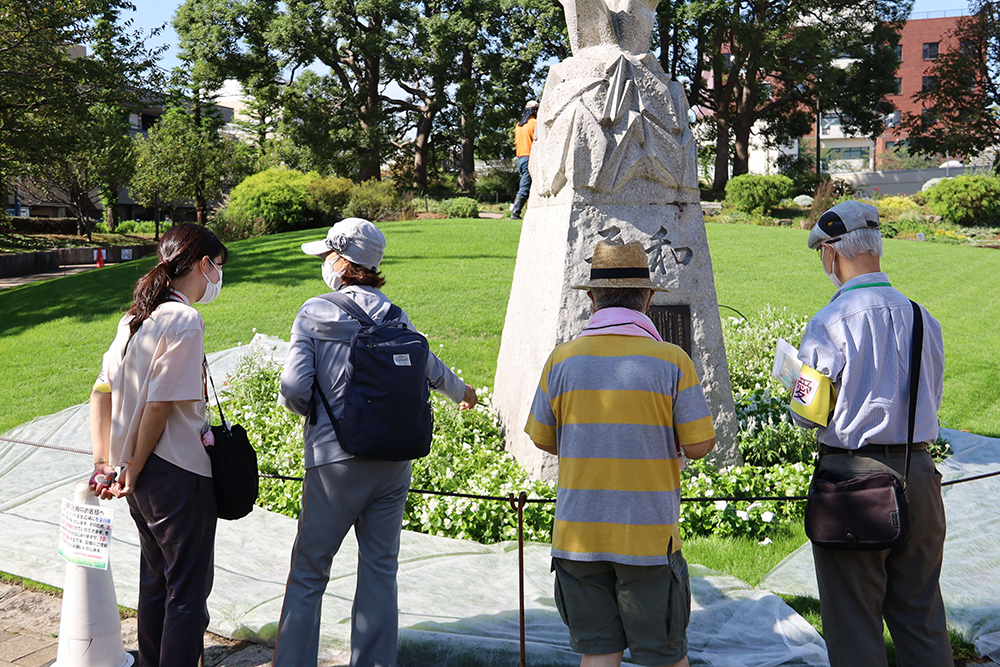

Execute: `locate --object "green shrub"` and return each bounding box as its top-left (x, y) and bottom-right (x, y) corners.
top-left (306, 175), bottom-right (354, 225)
top-left (680, 460), bottom-right (811, 540)
top-left (722, 306), bottom-right (815, 468)
top-left (925, 175), bottom-right (1000, 226)
top-left (775, 153), bottom-right (823, 196)
top-left (346, 178), bottom-right (400, 221)
top-left (880, 210), bottom-right (968, 244)
top-left (406, 390), bottom-right (555, 543)
top-left (872, 195), bottom-right (920, 220)
top-left (724, 174), bottom-right (794, 213)
top-left (224, 349), bottom-right (556, 544)
top-left (439, 197), bottom-right (479, 219)
top-left (225, 167), bottom-right (316, 239)
top-left (713, 208), bottom-right (778, 226)
top-left (723, 305), bottom-right (809, 396)
top-left (114, 219), bottom-right (172, 235)
top-left (476, 163), bottom-right (520, 198)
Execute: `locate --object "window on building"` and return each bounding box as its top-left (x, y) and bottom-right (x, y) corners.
top-left (820, 112), bottom-right (841, 136)
top-left (894, 78), bottom-right (902, 95)
top-left (885, 141), bottom-right (896, 151)
top-left (894, 44), bottom-right (902, 61)
top-left (923, 42), bottom-right (939, 60)
top-left (826, 147), bottom-right (870, 161)
top-left (922, 76), bottom-right (938, 91)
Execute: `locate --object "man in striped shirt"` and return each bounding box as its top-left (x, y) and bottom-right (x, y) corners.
top-left (526, 240), bottom-right (716, 667)
top-left (793, 200), bottom-right (952, 667)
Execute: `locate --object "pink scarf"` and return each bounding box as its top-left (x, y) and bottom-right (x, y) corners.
top-left (577, 307), bottom-right (663, 341)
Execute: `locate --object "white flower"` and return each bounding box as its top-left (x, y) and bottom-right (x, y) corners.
top-left (762, 511), bottom-right (774, 522)
top-left (736, 510), bottom-right (749, 520)
top-left (714, 500), bottom-right (728, 511)
top-left (758, 537), bottom-right (773, 546)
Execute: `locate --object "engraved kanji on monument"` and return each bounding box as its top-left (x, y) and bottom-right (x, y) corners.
top-left (494, 0), bottom-right (739, 481)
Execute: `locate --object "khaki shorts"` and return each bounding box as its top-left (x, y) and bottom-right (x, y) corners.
top-left (552, 551), bottom-right (691, 666)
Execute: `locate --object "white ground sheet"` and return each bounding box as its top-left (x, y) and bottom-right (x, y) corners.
top-left (2, 336), bottom-right (831, 665)
top-left (761, 428), bottom-right (1000, 664)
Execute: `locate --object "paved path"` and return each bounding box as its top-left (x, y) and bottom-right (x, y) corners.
top-left (0, 265), bottom-right (98, 291)
top-left (0, 581), bottom-right (347, 667)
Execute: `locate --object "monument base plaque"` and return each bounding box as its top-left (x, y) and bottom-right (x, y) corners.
top-left (648, 305), bottom-right (691, 356)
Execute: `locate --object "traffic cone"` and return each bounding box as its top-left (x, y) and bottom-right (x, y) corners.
top-left (53, 481), bottom-right (134, 667)
top-left (96, 249), bottom-right (105, 269)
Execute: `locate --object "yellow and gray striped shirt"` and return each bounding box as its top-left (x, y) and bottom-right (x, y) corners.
top-left (526, 335), bottom-right (715, 565)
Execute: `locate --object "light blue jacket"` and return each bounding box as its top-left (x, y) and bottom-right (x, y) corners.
top-left (279, 285), bottom-right (465, 468)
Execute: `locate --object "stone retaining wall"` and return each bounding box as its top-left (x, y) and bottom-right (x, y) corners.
top-left (0, 245), bottom-right (156, 278)
top-left (0, 251), bottom-right (60, 278)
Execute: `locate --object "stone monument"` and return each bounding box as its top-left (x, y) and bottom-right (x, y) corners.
top-left (493, 0), bottom-right (740, 481)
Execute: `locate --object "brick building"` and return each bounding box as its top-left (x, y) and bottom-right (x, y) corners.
top-left (810, 14), bottom-right (963, 172)
top-left (746, 13), bottom-right (968, 176)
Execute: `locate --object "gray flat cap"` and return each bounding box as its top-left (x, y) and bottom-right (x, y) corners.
top-left (808, 200), bottom-right (881, 250)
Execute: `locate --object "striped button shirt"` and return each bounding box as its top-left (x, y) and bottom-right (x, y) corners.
top-left (525, 335), bottom-right (715, 565)
top-left (792, 272), bottom-right (945, 449)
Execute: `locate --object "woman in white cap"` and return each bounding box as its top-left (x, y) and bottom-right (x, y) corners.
top-left (272, 218), bottom-right (477, 667)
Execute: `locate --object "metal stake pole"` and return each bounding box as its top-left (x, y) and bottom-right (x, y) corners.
top-left (509, 491), bottom-right (528, 667)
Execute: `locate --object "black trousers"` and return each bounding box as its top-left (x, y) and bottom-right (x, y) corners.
top-left (127, 453), bottom-right (217, 667)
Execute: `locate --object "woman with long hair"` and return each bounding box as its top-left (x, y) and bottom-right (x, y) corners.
top-left (88, 223), bottom-right (228, 667)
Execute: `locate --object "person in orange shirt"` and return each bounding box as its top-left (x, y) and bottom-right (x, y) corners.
top-left (512, 100), bottom-right (538, 219)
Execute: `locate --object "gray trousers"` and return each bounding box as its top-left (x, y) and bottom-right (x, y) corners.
top-left (272, 457), bottom-right (411, 667)
top-left (812, 449), bottom-right (953, 667)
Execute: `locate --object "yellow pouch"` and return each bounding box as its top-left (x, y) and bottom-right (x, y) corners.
top-left (790, 365), bottom-right (835, 427)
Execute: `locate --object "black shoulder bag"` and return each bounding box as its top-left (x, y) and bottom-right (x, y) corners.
top-left (206, 362), bottom-right (259, 520)
top-left (804, 300), bottom-right (924, 550)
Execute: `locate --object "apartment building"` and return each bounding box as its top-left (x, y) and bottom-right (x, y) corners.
top-left (748, 12), bottom-right (966, 175)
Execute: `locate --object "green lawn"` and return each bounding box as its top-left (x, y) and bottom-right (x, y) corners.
top-left (2, 219), bottom-right (997, 437)
top-left (707, 225), bottom-right (1000, 436)
top-left (1, 219), bottom-right (996, 658)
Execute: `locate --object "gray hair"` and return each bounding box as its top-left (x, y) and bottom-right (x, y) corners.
top-left (832, 227), bottom-right (883, 259)
top-left (590, 287), bottom-right (652, 312)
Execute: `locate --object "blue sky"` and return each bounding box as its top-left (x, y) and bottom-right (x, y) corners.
top-left (132, 0), bottom-right (973, 75)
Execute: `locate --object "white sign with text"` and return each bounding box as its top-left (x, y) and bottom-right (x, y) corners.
top-left (58, 499), bottom-right (113, 570)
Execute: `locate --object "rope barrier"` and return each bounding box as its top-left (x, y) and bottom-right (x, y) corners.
top-left (5, 435), bottom-right (997, 501)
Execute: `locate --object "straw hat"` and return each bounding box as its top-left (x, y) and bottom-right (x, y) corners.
top-left (572, 240), bottom-right (668, 292)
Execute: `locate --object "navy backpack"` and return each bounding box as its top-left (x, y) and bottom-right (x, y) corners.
top-left (312, 292), bottom-right (434, 461)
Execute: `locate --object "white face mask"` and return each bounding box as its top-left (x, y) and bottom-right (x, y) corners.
top-left (823, 246), bottom-right (842, 289)
top-left (198, 259), bottom-right (223, 304)
top-left (322, 257), bottom-right (346, 291)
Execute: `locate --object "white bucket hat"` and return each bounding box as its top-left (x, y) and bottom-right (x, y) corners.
top-left (300, 218), bottom-right (386, 271)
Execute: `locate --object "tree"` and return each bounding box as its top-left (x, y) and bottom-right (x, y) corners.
top-left (21, 104), bottom-right (117, 240)
top-left (0, 1), bottom-right (94, 180)
top-left (174, 0), bottom-right (287, 161)
top-left (455, 0), bottom-right (569, 188)
top-left (667, 0), bottom-right (909, 191)
top-left (275, 0), bottom-right (416, 181)
top-left (900, 2), bottom-right (1000, 162)
top-left (129, 107), bottom-right (248, 225)
top-left (1, 2), bottom-right (161, 232)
